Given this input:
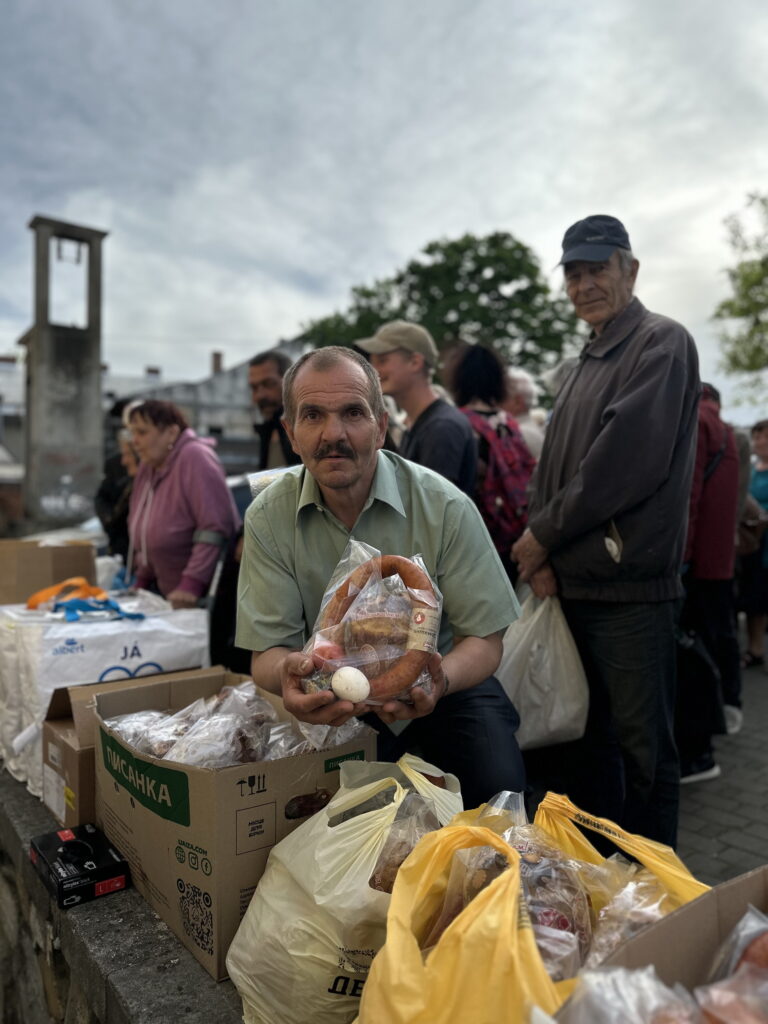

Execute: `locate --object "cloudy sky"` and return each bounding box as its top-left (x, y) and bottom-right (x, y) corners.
top-left (1, 0), bottom-right (766, 419)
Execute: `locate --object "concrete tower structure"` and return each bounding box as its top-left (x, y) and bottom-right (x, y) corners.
top-left (19, 215), bottom-right (108, 526)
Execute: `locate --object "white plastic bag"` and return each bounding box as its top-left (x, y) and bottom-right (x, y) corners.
top-left (495, 592), bottom-right (588, 749)
top-left (226, 754), bottom-right (462, 1024)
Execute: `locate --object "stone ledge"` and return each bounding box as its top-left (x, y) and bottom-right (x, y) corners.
top-left (0, 771), bottom-right (242, 1024)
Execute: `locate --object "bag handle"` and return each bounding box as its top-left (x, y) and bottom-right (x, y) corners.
top-left (26, 577), bottom-right (107, 609)
top-left (533, 792), bottom-right (709, 904)
top-left (52, 597), bottom-right (145, 622)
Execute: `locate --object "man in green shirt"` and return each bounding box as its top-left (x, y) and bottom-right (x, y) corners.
top-left (236, 346), bottom-right (524, 805)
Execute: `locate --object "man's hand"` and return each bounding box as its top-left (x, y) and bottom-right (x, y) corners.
top-left (374, 652), bottom-right (445, 724)
top-left (511, 528), bottom-right (548, 582)
top-left (280, 652), bottom-right (369, 727)
top-left (167, 588), bottom-right (199, 610)
top-left (529, 563), bottom-right (558, 598)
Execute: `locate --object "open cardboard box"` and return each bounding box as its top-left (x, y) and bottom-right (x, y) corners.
top-left (42, 667), bottom-right (228, 828)
top-left (0, 539), bottom-right (96, 606)
top-left (601, 864), bottom-right (768, 986)
top-left (552, 865), bottom-right (768, 1018)
top-left (94, 670), bottom-right (377, 980)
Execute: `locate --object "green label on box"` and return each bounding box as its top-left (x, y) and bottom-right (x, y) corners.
top-left (100, 728), bottom-right (190, 826)
top-left (324, 749), bottom-right (366, 773)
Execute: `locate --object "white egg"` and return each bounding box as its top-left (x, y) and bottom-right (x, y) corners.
top-left (331, 666), bottom-right (371, 702)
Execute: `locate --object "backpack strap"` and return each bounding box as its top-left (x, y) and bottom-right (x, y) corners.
top-left (460, 407), bottom-right (501, 446)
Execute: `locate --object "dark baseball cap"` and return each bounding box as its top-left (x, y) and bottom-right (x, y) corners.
top-left (560, 214), bottom-right (632, 264)
top-left (356, 320), bottom-right (439, 367)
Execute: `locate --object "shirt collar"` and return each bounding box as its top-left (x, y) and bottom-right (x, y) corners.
top-left (295, 450), bottom-right (406, 522)
top-left (583, 296), bottom-right (646, 358)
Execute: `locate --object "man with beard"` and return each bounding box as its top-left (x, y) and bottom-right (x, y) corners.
top-left (249, 349), bottom-right (302, 471)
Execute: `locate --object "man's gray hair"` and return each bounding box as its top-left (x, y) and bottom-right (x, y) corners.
top-left (282, 346), bottom-right (387, 425)
top-left (616, 248), bottom-right (636, 275)
top-left (506, 368), bottom-right (538, 410)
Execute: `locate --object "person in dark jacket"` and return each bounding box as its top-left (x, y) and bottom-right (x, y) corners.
top-left (249, 349), bottom-right (302, 471)
top-left (676, 383), bottom-right (741, 782)
top-left (512, 214), bottom-right (700, 847)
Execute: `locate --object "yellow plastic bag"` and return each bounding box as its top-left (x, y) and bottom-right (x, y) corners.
top-left (355, 825), bottom-right (561, 1024)
top-left (533, 791), bottom-right (709, 906)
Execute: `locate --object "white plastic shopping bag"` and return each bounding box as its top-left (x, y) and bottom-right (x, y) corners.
top-left (496, 591), bottom-right (588, 749)
top-left (12, 602), bottom-right (210, 797)
top-left (226, 754), bottom-right (462, 1024)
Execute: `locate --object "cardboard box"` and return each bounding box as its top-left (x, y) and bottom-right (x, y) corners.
top-left (601, 865), bottom-right (768, 988)
top-left (94, 671), bottom-right (377, 980)
top-left (0, 540), bottom-right (96, 606)
top-left (42, 667), bottom-right (228, 828)
top-left (29, 822), bottom-right (131, 909)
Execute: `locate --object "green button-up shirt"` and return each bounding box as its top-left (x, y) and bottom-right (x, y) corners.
top-left (236, 450), bottom-right (519, 656)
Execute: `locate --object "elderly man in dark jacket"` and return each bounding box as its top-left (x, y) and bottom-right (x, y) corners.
top-left (513, 214), bottom-right (700, 847)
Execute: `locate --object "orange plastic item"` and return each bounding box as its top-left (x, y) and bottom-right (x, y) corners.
top-left (26, 576), bottom-right (107, 609)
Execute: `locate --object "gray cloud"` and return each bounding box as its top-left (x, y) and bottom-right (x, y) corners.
top-left (1, 0), bottom-right (767, 418)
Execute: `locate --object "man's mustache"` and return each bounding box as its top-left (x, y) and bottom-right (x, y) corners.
top-left (314, 443), bottom-right (355, 459)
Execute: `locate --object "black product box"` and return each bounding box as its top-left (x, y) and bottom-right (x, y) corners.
top-left (29, 823), bottom-right (131, 909)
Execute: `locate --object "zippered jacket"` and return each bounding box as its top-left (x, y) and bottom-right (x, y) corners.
top-left (128, 429), bottom-right (241, 599)
top-left (528, 297), bottom-right (700, 602)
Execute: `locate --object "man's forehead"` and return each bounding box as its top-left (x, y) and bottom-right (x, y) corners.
top-left (294, 365), bottom-right (373, 408)
top-left (564, 255), bottom-right (615, 272)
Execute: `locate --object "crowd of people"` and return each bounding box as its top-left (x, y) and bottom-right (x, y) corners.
top-left (93, 211), bottom-right (768, 850)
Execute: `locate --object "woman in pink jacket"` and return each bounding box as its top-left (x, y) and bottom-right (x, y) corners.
top-left (127, 400), bottom-right (241, 609)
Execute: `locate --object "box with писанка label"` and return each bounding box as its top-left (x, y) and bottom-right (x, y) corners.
top-left (94, 669), bottom-right (377, 981)
top-left (42, 667), bottom-right (230, 828)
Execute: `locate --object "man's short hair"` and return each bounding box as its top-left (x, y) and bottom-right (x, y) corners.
top-left (282, 346), bottom-right (387, 425)
top-left (701, 382), bottom-right (721, 404)
top-left (249, 348), bottom-right (293, 376)
top-left (751, 419), bottom-right (768, 436)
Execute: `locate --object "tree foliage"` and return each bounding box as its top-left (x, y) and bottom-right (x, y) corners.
top-left (298, 231), bottom-right (580, 374)
top-left (715, 193), bottom-right (768, 374)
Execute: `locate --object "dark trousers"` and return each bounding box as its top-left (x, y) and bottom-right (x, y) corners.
top-left (681, 577), bottom-right (741, 708)
top-left (555, 599), bottom-right (680, 848)
top-left (362, 677), bottom-right (525, 810)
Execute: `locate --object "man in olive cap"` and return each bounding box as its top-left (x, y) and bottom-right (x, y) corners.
top-left (356, 320), bottom-right (477, 496)
top-left (512, 214), bottom-right (701, 847)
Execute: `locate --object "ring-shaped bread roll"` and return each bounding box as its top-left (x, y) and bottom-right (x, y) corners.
top-left (317, 555), bottom-right (436, 700)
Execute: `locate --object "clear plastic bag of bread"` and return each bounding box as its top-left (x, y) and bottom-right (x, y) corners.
top-left (557, 965), bottom-right (703, 1023)
top-left (420, 842), bottom-right (511, 954)
top-left (137, 697), bottom-right (211, 757)
top-left (104, 709), bottom-right (168, 749)
top-left (301, 539), bottom-right (442, 706)
top-left (500, 821), bottom-right (594, 970)
top-left (694, 962), bottom-right (768, 1023)
top-left (163, 710), bottom-right (272, 768)
top-left (368, 791), bottom-right (440, 893)
top-left (707, 904), bottom-right (768, 982)
top-left (584, 866), bottom-right (678, 968)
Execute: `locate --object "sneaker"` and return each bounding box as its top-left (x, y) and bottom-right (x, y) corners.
top-left (724, 705), bottom-right (743, 736)
top-left (680, 755), bottom-right (721, 784)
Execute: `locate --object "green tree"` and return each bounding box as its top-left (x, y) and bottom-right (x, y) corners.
top-left (298, 231), bottom-right (580, 374)
top-left (715, 193), bottom-right (768, 374)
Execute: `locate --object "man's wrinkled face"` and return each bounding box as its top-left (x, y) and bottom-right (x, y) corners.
top-left (564, 251), bottom-right (639, 334)
top-left (283, 361), bottom-right (387, 497)
top-left (249, 360), bottom-right (284, 418)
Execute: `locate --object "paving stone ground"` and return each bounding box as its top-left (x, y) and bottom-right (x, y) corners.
top-left (677, 657), bottom-right (768, 886)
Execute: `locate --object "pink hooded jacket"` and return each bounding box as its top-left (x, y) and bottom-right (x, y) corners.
top-left (128, 429), bottom-right (241, 599)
